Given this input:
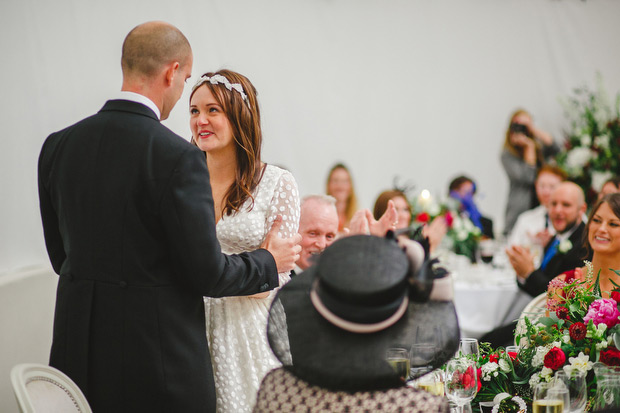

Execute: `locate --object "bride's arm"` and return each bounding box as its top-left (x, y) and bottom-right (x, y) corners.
top-left (250, 170), bottom-right (300, 298)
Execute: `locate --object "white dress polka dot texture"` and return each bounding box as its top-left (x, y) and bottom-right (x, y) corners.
top-left (204, 165), bottom-right (300, 413)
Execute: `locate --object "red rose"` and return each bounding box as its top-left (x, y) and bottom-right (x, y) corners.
top-left (600, 348), bottom-right (620, 366)
top-left (507, 351), bottom-right (517, 361)
top-left (569, 322), bottom-right (587, 341)
top-left (543, 347), bottom-right (566, 370)
top-left (611, 291), bottom-right (620, 303)
top-left (489, 354), bottom-right (498, 363)
top-left (416, 212), bottom-right (430, 223)
top-left (556, 306), bottom-right (570, 320)
top-left (444, 211), bottom-right (454, 227)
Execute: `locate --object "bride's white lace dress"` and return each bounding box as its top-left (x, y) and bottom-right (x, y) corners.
top-left (204, 164), bottom-right (300, 413)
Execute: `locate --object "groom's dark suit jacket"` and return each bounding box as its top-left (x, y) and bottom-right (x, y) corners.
top-left (38, 100), bottom-right (278, 412)
top-left (518, 221), bottom-right (589, 297)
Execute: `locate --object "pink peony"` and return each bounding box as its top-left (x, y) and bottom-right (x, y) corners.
top-left (584, 298), bottom-right (620, 328)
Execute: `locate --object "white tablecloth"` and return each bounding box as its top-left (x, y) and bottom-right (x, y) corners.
top-left (438, 251), bottom-right (533, 339)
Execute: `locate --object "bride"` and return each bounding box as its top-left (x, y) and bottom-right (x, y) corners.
top-left (189, 69), bottom-right (300, 412)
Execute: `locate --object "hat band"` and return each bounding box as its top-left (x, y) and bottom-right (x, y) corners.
top-left (310, 285), bottom-right (409, 334)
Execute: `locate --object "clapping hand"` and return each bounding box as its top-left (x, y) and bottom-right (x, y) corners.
top-left (505, 245), bottom-right (536, 279)
top-left (347, 200), bottom-right (398, 237)
top-left (261, 215), bottom-right (302, 273)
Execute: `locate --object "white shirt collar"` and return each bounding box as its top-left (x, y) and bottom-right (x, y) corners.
top-left (116, 91), bottom-right (161, 120)
top-left (555, 220), bottom-right (582, 242)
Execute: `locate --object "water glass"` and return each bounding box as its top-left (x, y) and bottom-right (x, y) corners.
top-left (386, 347), bottom-right (410, 381)
top-left (414, 369), bottom-right (444, 396)
top-left (533, 381), bottom-right (569, 413)
top-left (554, 370), bottom-right (586, 412)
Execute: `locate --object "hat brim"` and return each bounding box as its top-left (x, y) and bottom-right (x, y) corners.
top-left (267, 266), bottom-right (460, 391)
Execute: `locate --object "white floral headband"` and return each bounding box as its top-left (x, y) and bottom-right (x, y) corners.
top-left (192, 74), bottom-right (250, 107)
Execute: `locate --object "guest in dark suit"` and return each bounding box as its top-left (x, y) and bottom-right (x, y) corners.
top-left (481, 182), bottom-right (589, 347)
top-left (38, 21), bottom-right (300, 413)
top-left (507, 181), bottom-right (589, 297)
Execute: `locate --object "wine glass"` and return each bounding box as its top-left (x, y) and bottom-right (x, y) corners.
top-left (534, 380), bottom-right (569, 413)
top-left (445, 358), bottom-right (478, 413)
top-left (458, 338), bottom-right (480, 359)
top-left (555, 370), bottom-right (586, 412)
top-left (478, 239), bottom-right (495, 265)
top-left (386, 347), bottom-right (410, 381)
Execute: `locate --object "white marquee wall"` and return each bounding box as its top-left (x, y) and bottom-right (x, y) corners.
top-left (2, 0), bottom-right (620, 275)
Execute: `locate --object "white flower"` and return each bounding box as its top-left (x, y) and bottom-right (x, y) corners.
top-left (456, 230), bottom-right (468, 241)
top-left (427, 202), bottom-right (441, 216)
top-left (596, 340), bottom-right (609, 350)
top-left (558, 239), bottom-right (573, 254)
top-left (532, 346), bottom-right (550, 367)
top-left (562, 333), bottom-right (570, 344)
top-left (481, 362), bottom-right (499, 381)
top-left (580, 134), bottom-right (592, 146)
top-left (592, 170), bottom-right (614, 192)
top-left (499, 359), bottom-right (512, 373)
top-left (565, 147), bottom-right (595, 172)
top-left (540, 367), bottom-right (554, 378)
top-left (563, 352), bottom-right (593, 375)
top-left (529, 373), bottom-right (541, 388)
top-left (594, 134), bottom-right (610, 150)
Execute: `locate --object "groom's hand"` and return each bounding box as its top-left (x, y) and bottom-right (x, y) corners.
top-left (262, 215), bottom-right (302, 273)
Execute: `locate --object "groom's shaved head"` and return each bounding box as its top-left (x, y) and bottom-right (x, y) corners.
top-left (121, 21), bottom-right (191, 78)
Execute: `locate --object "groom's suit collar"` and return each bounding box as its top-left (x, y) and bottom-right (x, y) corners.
top-left (100, 99), bottom-right (160, 122)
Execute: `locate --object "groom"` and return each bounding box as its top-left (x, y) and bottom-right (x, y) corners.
top-left (38, 21), bottom-right (300, 412)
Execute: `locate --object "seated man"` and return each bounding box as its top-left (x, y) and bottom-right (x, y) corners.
top-left (481, 182), bottom-right (591, 347)
top-left (295, 195), bottom-right (399, 274)
top-left (295, 195), bottom-right (340, 274)
top-left (508, 165), bottom-right (566, 248)
top-left (508, 181), bottom-right (590, 297)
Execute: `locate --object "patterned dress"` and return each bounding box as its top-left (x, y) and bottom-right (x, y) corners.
top-left (253, 368), bottom-right (449, 413)
top-left (204, 165), bottom-right (300, 413)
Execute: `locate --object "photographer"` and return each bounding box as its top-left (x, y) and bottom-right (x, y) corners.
top-left (501, 109), bottom-right (560, 236)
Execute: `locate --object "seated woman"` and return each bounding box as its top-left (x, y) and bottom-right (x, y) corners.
top-left (448, 175), bottom-right (494, 239)
top-left (373, 189), bottom-right (446, 252)
top-left (598, 177), bottom-right (620, 201)
top-left (326, 163), bottom-right (358, 233)
top-left (254, 235), bottom-right (457, 412)
top-left (550, 193), bottom-right (620, 297)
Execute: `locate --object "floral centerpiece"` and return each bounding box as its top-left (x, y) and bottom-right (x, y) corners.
top-left (473, 264), bottom-right (620, 412)
top-left (410, 191), bottom-right (481, 262)
top-left (555, 75), bottom-right (620, 203)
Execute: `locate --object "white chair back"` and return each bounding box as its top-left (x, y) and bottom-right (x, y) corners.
top-left (514, 292), bottom-right (547, 346)
top-left (10, 363), bottom-right (92, 413)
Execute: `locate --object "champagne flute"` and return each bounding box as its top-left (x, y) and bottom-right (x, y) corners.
top-left (555, 370), bottom-right (586, 412)
top-left (445, 358), bottom-right (478, 413)
top-left (533, 381), bottom-right (568, 413)
top-left (386, 348), bottom-right (410, 381)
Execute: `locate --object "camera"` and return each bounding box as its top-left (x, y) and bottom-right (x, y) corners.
top-left (509, 122), bottom-right (530, 136)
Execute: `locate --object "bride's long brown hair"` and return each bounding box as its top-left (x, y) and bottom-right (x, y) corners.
top-left (190, 69), bottom-right (264, 217)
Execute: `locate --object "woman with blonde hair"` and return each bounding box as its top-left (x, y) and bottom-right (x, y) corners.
top-left (326, 163), bottom-right (358, 232)
top-left (190, 69), bottom-right (300, 412)
top-left (501, 109), bottom-right (559, 235)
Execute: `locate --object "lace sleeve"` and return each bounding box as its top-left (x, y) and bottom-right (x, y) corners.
top-left (265, 169), bottom-right (300, 285)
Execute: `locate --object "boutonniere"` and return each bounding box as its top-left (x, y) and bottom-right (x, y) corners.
top-left (558, 239), bottom-right (573, 254)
